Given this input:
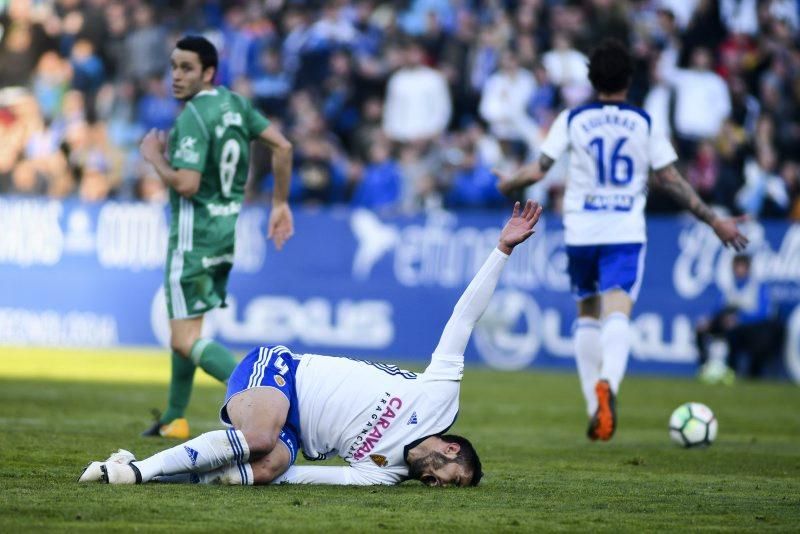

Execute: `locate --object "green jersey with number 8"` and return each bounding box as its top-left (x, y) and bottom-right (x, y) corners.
top-left (168, 86), bottom-right (269, 248)
top-left (164, 87), bottom-right (270, 319)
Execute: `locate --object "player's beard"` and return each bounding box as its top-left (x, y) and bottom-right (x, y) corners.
top-left (177, 88), bottom-right (199, 102)
top-left (407, 451), bottom-right (451, 481)
top-left (175, 80), bottom-right (203, 102)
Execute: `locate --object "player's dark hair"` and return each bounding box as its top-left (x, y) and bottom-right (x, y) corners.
top-left (176, 35), bottom-right (218, 78)
top-left (441, 434), bottom-right (483, 486)
top-left (588, 38), bottom-right (633, 95)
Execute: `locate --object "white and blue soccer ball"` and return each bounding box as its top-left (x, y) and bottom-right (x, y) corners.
top-left (669, 402), bottom-right (718, 447)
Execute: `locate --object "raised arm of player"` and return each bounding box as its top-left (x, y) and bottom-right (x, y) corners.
top-left (258, 123), bottom-right (294, 250)
top-left (494, 109), bottom-right (568, 196)
top-left (140, 129), bottom-right (201, 198)
top-left (425, 201), bottom-right (542, 380)
top-left (493, 155), bottom-right (555, 196)
top-left (651, 164), bottom-right (748, 251)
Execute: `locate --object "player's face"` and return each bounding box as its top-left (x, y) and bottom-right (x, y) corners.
top-left (419, 461), bottom-right (471, 488)
top-left (170, 49), bottom-right (211, 101)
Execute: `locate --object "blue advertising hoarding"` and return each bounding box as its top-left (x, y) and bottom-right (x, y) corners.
top-left (1, 198), bottom-right (799, 381)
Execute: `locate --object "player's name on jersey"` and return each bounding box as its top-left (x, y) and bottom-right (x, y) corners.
top-left (579, 113), bottom-right (639, 133)
top-left (214, 111), bottom-right (243, 139)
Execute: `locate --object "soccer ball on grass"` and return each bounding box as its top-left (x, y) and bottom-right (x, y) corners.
top-left (669, 402), bottom-right (717, 447)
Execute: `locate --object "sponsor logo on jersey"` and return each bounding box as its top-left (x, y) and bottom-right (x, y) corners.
top-left (349, 394), bottom-right (403, 461)
top-left (370, 454), bottom-right (388, 467)
top-left (184, 446), bottom-right (199, 466)
top-left (175, 136), bottom-right (200, 164)
top-left (583, 194), bottom-right (634, 212)
top-left (406, 412), bottom-right (418, 425)
top-left (207, 202), bottom-right (242, 217)
top-left (274, 375), bottom-right (286, 387)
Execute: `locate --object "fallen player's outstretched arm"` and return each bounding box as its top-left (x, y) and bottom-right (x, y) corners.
top-left (426, 201), bottom-right (542, 379)
top-left (274, 202), bottom-right (541, 487)
top-left (272, 466), bottom-right (396, 485)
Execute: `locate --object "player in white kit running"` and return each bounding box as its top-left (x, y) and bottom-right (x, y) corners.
top-left (79, 201), bottom-right (542, 487)
top-left (496, 39), bottom-right (747, 441)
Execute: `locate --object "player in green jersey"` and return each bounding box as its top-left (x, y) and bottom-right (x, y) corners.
top-left (138, 36), bottom-right (294, 439)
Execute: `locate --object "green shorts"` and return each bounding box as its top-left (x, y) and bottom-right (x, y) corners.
top-left (165, 248), bottom-right (234, 320)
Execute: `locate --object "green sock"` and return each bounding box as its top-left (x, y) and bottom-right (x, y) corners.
top-left (190, 339), bottom-right (237, 383)
top-left (160, 352), bottom-right (196, 424)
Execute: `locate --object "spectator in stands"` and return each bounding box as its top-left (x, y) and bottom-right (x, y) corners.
top-left (70, 39), bottom-right (105, 97)
top-left (696, 253), bottom-right (784, 381)
top-left (686, 140), bottom-right (719, 203)
top-left (659, 0), bottom-right (698, 30)
top-left (352, 97), bottom-right (384, 162)
top-left (351, 137), bottom-right (403, 212)
top-left (10, 93), bottom-right (72, 197)
top-left (291, 109), bottom-right (347, 205)
top-left (322, 50), bottom-right (360, 146)
top-left (584, 0), bottom-right (632, 47)
top-left (541, 32), bottom-right (591, 107)
top-left (738, 147), bottom-right (790, 218)
top-left (468, 25), bottom-right (502, 96)
top-left (398, 143), bottom-right (441, 212)
top-left (134, 161), bottom-right (168, 204)
top-left (782, 160), bottom-right (800, 220)
top-left (251, 47), bottom-right (292, 119)
top-left (714, 119), bottom-right (749, 212)
top-left (445, 140), bottom-right (506, 210)
top-left (123, 4), bottom-right (168, 83)
top-left (527, 63), bottom-right (559, 131)
top-left (383, 39), bottom-right (451, 144)
top-left (659, 46), bottom-right (731, 157)
top-left (136, 76), bottom-right (179, 133)
top-left (102, 1), bottom-right (129, 81)
top-left (479, 49), bottom-right (538, 157)
top-left (32, 52), bottom-right (70, 123)
top-left (0, 0), bottom-right (797, 219)
top-left (720, 0), bottom-right (758, 35)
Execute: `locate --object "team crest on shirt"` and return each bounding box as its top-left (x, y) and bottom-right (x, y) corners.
top-left (274, 375), bottom-right (286, 387)
top-left (175, 136), bottom-right (199, 163)
top-left (370, 454), bottom-right (388, 467)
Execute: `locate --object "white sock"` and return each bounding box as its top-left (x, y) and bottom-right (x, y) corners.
top-left (574, 317), bottom-right (602, 416)
top-left (600, 312), bottom-right (631, 394)
top-left (201, 462), bottom-right (254, 485)
top-left (133, 429), bottom-right (250, 483)
top-left (153, 462), bottom-right (254, 485)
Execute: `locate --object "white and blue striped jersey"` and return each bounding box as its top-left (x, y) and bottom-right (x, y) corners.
top-left (539, 102), bottom-right (677, 245)
top-left (291, 352), bottom-right (461, 485)
top-left (275, 248), bottom-right (510, 486)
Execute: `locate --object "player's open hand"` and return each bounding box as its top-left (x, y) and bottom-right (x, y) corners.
top-left (712, 216), bottom-right (749, 252)
top-left (268, 201), bottom-right (294, 251)
top-left (498, 200), bottom-right (542, 255)
top-left (140, 128), bottom-right (167, 164)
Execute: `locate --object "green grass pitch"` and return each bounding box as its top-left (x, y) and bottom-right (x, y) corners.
top-left (1, 347), bottom-right (799, 531)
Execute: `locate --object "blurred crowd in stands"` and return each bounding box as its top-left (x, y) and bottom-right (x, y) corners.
top-left (0, 0), bottom-right (799, 218)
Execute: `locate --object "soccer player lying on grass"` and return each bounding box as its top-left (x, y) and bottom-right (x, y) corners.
top-left (80, 201), bottom-right (542, 488)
